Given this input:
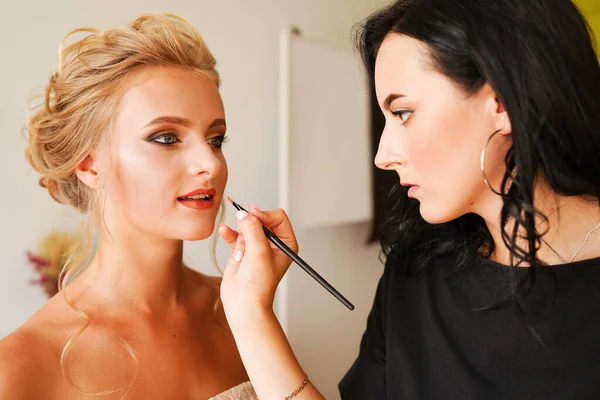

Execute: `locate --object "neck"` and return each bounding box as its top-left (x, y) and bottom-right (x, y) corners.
top-left (477, 182), bottom-right (600, 266)
top-left (80, 227), bottom-right (187, 314)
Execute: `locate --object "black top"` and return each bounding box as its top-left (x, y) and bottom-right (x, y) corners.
top-left (339, 251), bottom-right (600, 399)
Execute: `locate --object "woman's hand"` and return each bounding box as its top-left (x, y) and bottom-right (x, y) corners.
top-left (218, 205), bottom-right (325, 399)
top-left (218, 205), bottom-right (298, 324)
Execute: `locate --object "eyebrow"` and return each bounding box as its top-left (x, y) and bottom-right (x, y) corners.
top-left (382, 93), bottom-right (406, 110)
top-left (144, 116), bottom-right (226, 129)
top-left (208, 118), bottom-right (227, 129)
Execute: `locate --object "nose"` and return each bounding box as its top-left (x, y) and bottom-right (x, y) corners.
top-left (374, 125), bottom-right (407, 171)
top-left (187, 142), bottom-right (223, 178)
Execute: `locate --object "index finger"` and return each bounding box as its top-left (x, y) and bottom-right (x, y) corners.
top-left (237, 212), bottom-right (272, 259)
top-left (248, 206), bottom-right (298, 253)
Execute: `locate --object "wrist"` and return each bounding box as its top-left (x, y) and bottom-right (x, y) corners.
top-left (225, 301), bottom-right (277, 331)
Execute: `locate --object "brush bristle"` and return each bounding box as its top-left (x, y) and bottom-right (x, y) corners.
top-left (226, 196), bottom-right (233, 204)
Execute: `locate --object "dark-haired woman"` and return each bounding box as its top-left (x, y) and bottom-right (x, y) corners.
top-left (217, 0), bottom-right (600, 399)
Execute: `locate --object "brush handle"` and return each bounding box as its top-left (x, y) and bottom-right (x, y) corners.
top-left (231, 201), bottom-right (354, 310)
top-left (261, 226), bottom-right (355, 310)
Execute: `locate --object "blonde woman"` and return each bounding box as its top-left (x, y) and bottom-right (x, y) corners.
top-left (0, 14), bottom-right (256, 400)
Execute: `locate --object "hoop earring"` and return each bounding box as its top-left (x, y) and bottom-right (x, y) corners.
top-left (480, 129), bottom-right (503, 196)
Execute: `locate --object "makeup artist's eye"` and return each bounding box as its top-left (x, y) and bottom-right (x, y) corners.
top-left (207, 134), bottom-right (228, 149)
top-left (391, 109), bottom-right (413, 124)
top-left (150, 133), bottom-right (179, 145)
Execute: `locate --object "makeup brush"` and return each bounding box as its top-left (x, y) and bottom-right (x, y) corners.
top-left (227, 197), bottom-right (354, 311)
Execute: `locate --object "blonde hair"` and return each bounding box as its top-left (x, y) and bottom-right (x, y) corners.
top-left (24, 13), bottom-right (223, 397)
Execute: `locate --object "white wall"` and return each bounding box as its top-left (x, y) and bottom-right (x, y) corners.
top-left (0, 0), bottom-right (387, 397)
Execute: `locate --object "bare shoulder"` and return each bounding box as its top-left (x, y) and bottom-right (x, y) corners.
top-left (184, 267), bottom-right (222, 301)
top-left (183, 268), bottom-right (248, 380)
top-left (0, 296), bottom-right (76, 399)
top-left (0, 328), bottom-right (57, 399)
top-left (183, 267), bottom-right (230, 322)
top-left (185, 266), bottom-right (222, 286)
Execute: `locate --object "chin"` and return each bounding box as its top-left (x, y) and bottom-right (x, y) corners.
top-left (418, 202), bottom-right (457, 225)
top-left (177, 227), bottom-right (215, 241)
top-left (161, 220), bottom-right (216, 241)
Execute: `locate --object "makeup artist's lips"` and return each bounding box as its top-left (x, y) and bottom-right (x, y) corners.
top-left (177, 188), bottom-right (216, 210)
top-left (401, 182), bottom-right (419, 198)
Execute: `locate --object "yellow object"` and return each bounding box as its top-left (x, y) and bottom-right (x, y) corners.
top-left (38, 232), bottom-right (79, 275)
top-left (29, 231), bottom-right (81, 297)
top-left (575, 0), bottom-right (600, 47)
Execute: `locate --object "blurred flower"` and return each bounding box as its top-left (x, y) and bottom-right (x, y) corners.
top-left (26, 231), bottom-right (80, 298)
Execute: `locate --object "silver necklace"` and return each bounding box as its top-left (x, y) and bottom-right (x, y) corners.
top-left (541, 221), bottom-right (600, 263)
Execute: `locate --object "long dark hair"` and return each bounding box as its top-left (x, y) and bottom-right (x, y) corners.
top-left (356, 0), bottom-right (600, 302)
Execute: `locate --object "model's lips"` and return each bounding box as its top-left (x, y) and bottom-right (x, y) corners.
top-left (177, 188), bottom-right (216, 200)
top-left (178, 197), bottom-right (215, 210)
top-left (177, 188), bottom-right (217, 210)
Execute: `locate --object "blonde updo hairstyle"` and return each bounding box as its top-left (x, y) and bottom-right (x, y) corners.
top-left (23, 13), bottom-right (223, 395)
top-left (26, 13), bottom-right (220, 213)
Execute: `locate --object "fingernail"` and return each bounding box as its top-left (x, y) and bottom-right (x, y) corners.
top-left (249, 204), bottom-right (262, 211)
top-left (234, 250), bottom-right (243, 262)
top-left (236, 210), bottom-right (248, 220)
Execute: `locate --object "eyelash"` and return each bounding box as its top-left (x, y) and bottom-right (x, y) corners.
top-left (150, 133), bottom-right (229, 148)
top-left (207, 134), bottom-right (228, 148)
top-left (391, 109), bottom-right (413, 124)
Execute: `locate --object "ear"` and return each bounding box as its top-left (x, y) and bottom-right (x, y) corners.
top-left (481, 83), bottom-right (512, 137)
top-left (75, 150), bottom-right (100, 189)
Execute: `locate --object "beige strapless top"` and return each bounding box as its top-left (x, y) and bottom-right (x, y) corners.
top-left (208, 382), bottom-right (257, 400)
